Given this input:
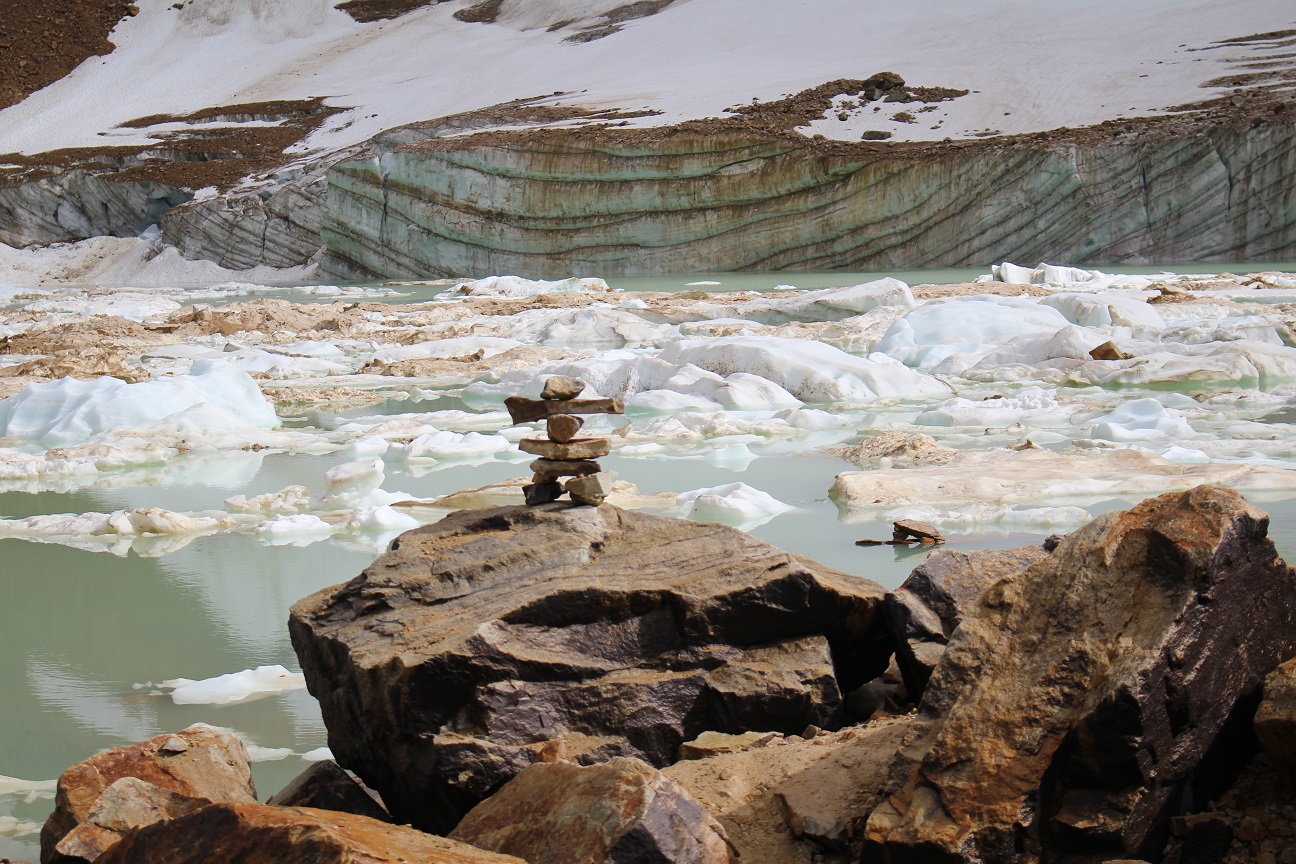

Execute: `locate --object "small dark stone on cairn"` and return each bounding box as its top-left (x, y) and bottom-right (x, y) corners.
top-left (540, 376), bottom-right (586, 400)
top-left (547, 414), bottom-right (583, 444)
top-left (523, 482), bottom-right (564, 506)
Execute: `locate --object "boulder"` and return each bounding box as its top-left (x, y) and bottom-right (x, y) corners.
top-left (94, 802), bottom-right (523, 864)
top-left (41, 724), bottom-right (256, 863)
top-left (886, 545), bottom-right (1050, 699)
top-left (266, 760), bottom-right (390, 823)
top-left (1255, 657), bottom-right (1296, 782)
top-left (48, 777), bottom-right (206, 864)
top-left (289, 503), bottom-right (890, 832)
top-left (665, 718), bottom-right (913, 864)
top-left (450, 757), bottom-right (733, 864)
top-left (864, 487), bottom-right (1296, 862)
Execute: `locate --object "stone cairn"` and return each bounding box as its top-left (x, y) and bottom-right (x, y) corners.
top-left (504, 376), bottom-right (624, 506)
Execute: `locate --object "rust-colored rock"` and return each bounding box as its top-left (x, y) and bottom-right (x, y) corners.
top-left (48, 778), bottom-right (205, 864)
top-left (546, 414), bottom-right (584, 443)
top-left (94, 802), bottom-right (523, 864)
top-left (864, 487), bottom-right (1296, 862)
top-left (1089, 339), bottom-right (1134, 360)
top-left (450, 757), bottom-right (733, 864)
top-left (1256, 657), bottom-right (1296, 782)
top-left (289, 504), bottom-right (890, 833)
top-left (266, 760), bottom-right (390, 823)
top-left (41, 724), bottom-right (256, 863)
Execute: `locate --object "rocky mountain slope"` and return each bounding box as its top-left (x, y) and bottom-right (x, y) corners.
top-left (0, 0), bottom-right (1293, 277)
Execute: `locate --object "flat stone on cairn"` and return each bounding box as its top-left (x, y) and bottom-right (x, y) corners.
top-left (506, 377), bottom-right (623, 506)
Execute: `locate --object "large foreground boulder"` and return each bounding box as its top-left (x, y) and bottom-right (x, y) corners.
top-left (450, 757), bottom-right (733, 864)
top-left (289, 503), bottom-right (891, 832)
top-left (41, 724), bottom-right (256, 864)
top-left (94, 802), bottom-right (523, 864)
top-left (864, 486), bottom-right (1296, 862)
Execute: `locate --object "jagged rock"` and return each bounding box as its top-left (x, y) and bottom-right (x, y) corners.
top-left (1255, 657), bottom-right (1296, 782)
top-left (677, 731), bottom-right (781, 761)
top-left (40, 724), bottom-right (256, 863)
top-left (1089, 340), bottom-right (1134, 360)
top-left (519, 437), bottom-right (612, 459)
top-left (546, 414), bottom-right (584, 443)
top-left (540, 376), bottom-right (586, 400)
top-left (863, 487), bottom-right (1296, 862)
top-left (94, 802), bottom-right (523, 864)
top-left (564, 471), bottom-right (617, 506)
top-left (48, 778), bottom-right (205, 864)
top-left (266, 760), bottom-right (390, 823)
top-left (891, 519), bottom-right (943, 543)
top-left (666, 719), bottom-right (913, 864)
top-left (450, 757), bottom-right (733, 864)
top-left (887, 545), bottom-right (1050, 700)
top-left (289, 504), bottom-right (891, 833)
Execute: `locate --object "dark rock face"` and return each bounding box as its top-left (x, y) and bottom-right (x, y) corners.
top-left (864, 486), bottom-right (1296, 862)
top-left (1255, 657), bottom-right (1296, 782)
top-left (289, 503), bottom-right (890, 833)
top-left (40, 724), bottom-right (256, 864)
top-left (886, 545), bottom-right (1050, 700)
top-left (266, 761), bottom-right (390, 823)
top-left (450, 757), bottom-right (733, 864)
top-left (93, 803), bottom-right (524, 864)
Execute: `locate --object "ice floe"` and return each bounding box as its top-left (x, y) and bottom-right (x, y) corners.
top-left (161, 665), bottom-right (306, 706)
top-left (677, 482), bottom-right (793, 529)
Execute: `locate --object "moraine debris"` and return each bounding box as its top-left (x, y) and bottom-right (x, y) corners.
top-left (509, 377), bottom-right (622, 506)
top-left (856, 519), bottom-right (945, 547)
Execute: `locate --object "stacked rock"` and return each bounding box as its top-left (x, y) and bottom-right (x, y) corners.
top-left (504, 376), bottom-right (624, 506)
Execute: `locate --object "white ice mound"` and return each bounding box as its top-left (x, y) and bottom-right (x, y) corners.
top-left (256, 514), bottom-right (336, 546)
top-left (1088, 398), bottom-right (1196, 442)
top-left (687, 278), bottom-right (917, 325)
top-left (404, 431), bottom-right (512, 460)
top-left (915, 387), bottom-right (1075, 428)
top-left (443, 275), bottom-right (613, 298)
top-left (0, 359), bottom-right (278, 449)
top-left (875, 298), bottom-right (1071, 369)
top-left (368, 336), bottom-right (524, 364)
top-left (494, 307), bottom-right (674, 347)
top-left (659, 336), bottom-right (952, 402)
top-left (677, 481), bottom-right (793, 528)
top-left (162, 665), bottom-right (306, 706)
top-left (1041, 292), bottom-right (1165, 331)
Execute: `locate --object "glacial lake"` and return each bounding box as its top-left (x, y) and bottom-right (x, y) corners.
top-left (3, 264), bottom-right (1296, 859)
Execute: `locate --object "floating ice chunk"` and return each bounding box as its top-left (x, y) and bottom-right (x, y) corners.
top-left (368, 336), bottom-right (523, 363)
top-left (677, 482), bottom-right (793, 528)
top-left (1159, 445), bottom-right (1212, 465)
top-left (0, 774), bottom-right (56, 803)
top-left (345, 505), bottom-right (420, 537)
top-left (770, 408), bottom-right (850, 429)
top-left (443, 275), bottom-right (613, 298)
top-left (256, 514), bottom-right (335, 546)
top-left (686, 281), bottom-right (722, 286)
top-left (702, 443), bottom-right (758, 470)
top-left (1041, 292), bottom-right (1165, 331)
top-left (916, 387), bottom-right (1071, 428)
top-left (300, 747), bottom-right (333, 762)
top-left (991, 262), bottom-right (1101, 285)
top-left (1089, 398), bottom-right (1196, 442)
top-left (875, 299), bottom-right (1070, 368)
top-left (163, 665), bottom-right (306, 706)
top-left (347, 436), bottom-right (390, 459)
top-left (498, 307), bottom-right (673, 347)
top-left (225, 485), bottom-right (312, 516)
top-left (405, 431), bottom-right (511, 460)
top-left (325, 458), bottom-right (385, 501)
top-left (660, 336), bottom-right (951, 402)
top-left (0, 359), bottom-right (278, 449)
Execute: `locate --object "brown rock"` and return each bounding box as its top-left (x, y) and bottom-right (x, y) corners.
top-left (863, 487), bottom-right (1296, 862)
top-left (546, 414), bottom-right (584, 444)
top-left (1089, 340), bottom-right (1134, 360)
top-left (266, 761), bottom-right (390, 823)
top-left (565, 471), bottom-right (618, 505)
top-left (677, 731), bottom-right (780, 761)
top-left (95, 802), bottom-right (523, 864)
top-left (529, 457), bottom-right (602, 480)
top-left (49, 778), bottom-right (205, 864)
top-left (504, 395), bottom-right (624, 424)
top-left (540, 376), bottom-right (586, 400)
top-left (1257, 658), bottom-right (1296, 782)
top-left (886, 545), bottom-right (1050, 700)
top-left (519, 437), bottom-right (611, 460)
top-left (41, 724), bottom-right (256, 863)
top-left (891, 519), bottom-right (943, 543)
top-left (289, 504), bottom-right (891, 833)
top-left (450, 757), bottom-right (733, 864)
